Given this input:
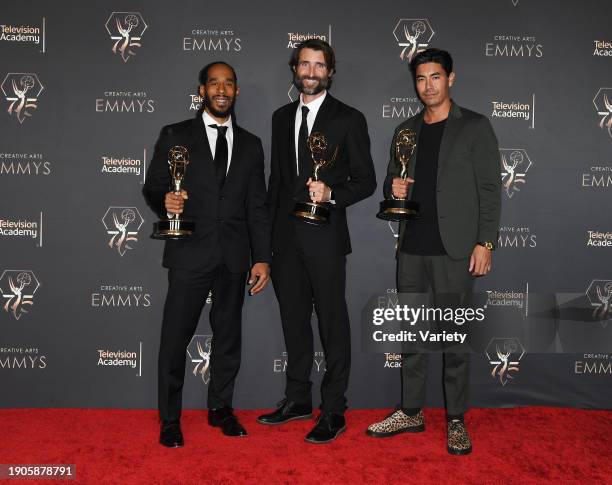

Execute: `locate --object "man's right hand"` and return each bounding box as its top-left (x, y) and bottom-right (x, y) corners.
top-left (165, 190), bottom-right (188, 214)
top-left (391, 177), bottom-right (414, 199)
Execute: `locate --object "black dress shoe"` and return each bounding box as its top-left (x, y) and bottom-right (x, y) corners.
top-left (208, 407), bottom-right (247, 437)
top-left (257, 399), bottom-right (313, 425)
top-left (305, 412), bottom-right (346, 444)
top-left (160, 421), bottom-right (184, 448)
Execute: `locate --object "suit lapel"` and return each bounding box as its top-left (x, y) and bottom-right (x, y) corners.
top-left (407, 110), bottom-right (425, 181)
top-left (224, 121), bottom-right (243, 188)
top-left (287, 102), bottom-right (298, 180)
top-left (436, 102), bottom-right (463, 183)
top-left (310, 93), bottom-right (335, 135)
top-left (189, 111), bottom-right (215, 169)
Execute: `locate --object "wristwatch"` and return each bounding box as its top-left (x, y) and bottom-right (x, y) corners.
top-left (478, 241), bottom-right (495, 250)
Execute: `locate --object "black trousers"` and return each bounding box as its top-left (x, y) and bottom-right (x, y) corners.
top-left (272, 238), bottom-right (351, 415)
top-left (158, 251), bottom-right (246, 423)
top-left (397, 252), bottom-right (474, 416)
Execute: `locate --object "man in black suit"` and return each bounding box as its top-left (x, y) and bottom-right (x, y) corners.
top-left (143, 62), bottom-right (271, 447)
top-left (366, 49), bottom-right (501, 455)
top-left (257, 39), bottom-right (377, 443)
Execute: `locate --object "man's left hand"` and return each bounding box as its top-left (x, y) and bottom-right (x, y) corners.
top-left (469, 245), bottom-right (492, 277)
top-left (307, 178), bottom-right (331, 203)
top-left (248, 262), bottom-right (270, 295)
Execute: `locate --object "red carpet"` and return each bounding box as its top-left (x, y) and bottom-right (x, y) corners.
top-left (1, 408), bottom-right (610, 484)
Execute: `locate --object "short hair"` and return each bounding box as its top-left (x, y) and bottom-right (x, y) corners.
top-left (198, 61), bottom-right (238, 85)
top-left (409, 48), bottom-right (453, 81)
top-left (289, 38), bottom-right (336, 75)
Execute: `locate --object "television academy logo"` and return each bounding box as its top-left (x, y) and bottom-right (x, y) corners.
top-left (485, 337), bottom-right (525, 386)
top-left (1, 73), bottom-right (43, 123)
top-left (491, 95), bottom-right (535, 129)
top-left (393, 19), bottom-right (434, 64)
top-left (105, 12), bottom-right (147, 62)
top-left (384, 353), bottom-right (402, 368)
top-left (0, 213), bottom-right (42, 246)
top-left (96, 342), bottom-right (142, 376)
top-left (187, 335), bottom-right (212, 384)
top-left (586, 280), bottom-right (612, 321)
top-left (586, 230), bottom-right (612, 248)
top-left (0, 152), bottom-right (52, 176)
top-left (183, 28), bottom-right (241, 52)
top-left (0, 270), bottom-right (39, 320)
top-left (188, 94), bottom-right (203, 111)
top-left (102, 207), bottom-right (144, 256)
top-left (593, 88), bottom-right (612, 139)
top-left (0, 346), bottom-right (47, 370)
top-left (593, 40), bottom-right (612, 57)
top-left (500, 149), bottom-right (532, 198)
top-left (100, 150), bottom-right (145, 181)
top-left (0, 19), bottom-right (46, 52)
top-left (286, 26), bottom-right (331, 48)
top-left (485, 284), bottom-right (529, 312)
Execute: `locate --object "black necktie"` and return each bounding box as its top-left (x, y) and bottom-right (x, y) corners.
top-left (210, 124), bottom-right (228, 187)
top-left (298, 105), bottom-right (312, 177)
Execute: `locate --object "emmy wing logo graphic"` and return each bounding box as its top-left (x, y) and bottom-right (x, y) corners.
top-left (187, 335), bottom-right (213, 384)
top-left (1, 73), bottom-right (43, 123)
top-left (0, 270), bottom-right (40, 320)
top-left (594, 88), bottom-right (612, 139)
top-left (105, 12), bottom-right (147, 62)
top-left (102, 207), bottom-right (144, 256)
top-left (500, 149), bottom-right (532, 198)
top-left (586, 280), bottom-right (612, 324)
top-left (393, 19), bottom-right (435, 64)
top-left (485, 338), bottom-right (525, 386)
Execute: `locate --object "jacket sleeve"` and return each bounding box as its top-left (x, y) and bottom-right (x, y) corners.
top-left (329, 111), bottom-right (377, 208)
top-left (266, 111), bottom-right (280, 226)
top-left (247, 138), bottom-right (273, 264)
top-left (143, 125), bottom-right (172, 219)
top-left (471, 115), bottom-right (502, 243)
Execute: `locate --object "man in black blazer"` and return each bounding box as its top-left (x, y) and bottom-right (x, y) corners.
top-left (257, 39), bottom-right (377, 443)
top-left (366, 49), bottom-right (501, 455)
top-left (143, 62), bottom-right (271, 447)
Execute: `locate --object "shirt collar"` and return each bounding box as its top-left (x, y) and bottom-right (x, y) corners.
top-left (298, 90), bottom-right (327, 113)
top-left (202, 109), bottom-right (233, 129)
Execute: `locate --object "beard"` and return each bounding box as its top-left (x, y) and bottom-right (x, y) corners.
top-left (203, 93), bottom-right (235, 119)
top-left (293, 72), bottom-right (330, 95)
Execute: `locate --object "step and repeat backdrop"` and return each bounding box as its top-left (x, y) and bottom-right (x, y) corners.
top-left (1, 0), bottom-right (611, 410)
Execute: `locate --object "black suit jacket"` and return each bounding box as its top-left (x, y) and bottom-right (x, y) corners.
top-left (267, 94), bottom-right (377, 256)
top-left (383, 102), bottom-right (501, 259)
top-left (143, 111), bottom-right (271, 273)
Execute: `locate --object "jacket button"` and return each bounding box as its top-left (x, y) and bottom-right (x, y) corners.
top-left (220, 196), bottom-right (225, 200)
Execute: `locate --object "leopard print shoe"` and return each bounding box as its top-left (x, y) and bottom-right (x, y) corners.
top-left (447, 419), bottom-right (472, 455)
top-left (366, 409), bottom-right (425, 438)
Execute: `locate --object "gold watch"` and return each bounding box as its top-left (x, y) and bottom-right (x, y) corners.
top-left (478, 241), bottom-right (495, 250)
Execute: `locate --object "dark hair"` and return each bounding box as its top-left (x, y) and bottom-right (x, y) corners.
top-left (289, 39), bottom-right (336, 75)
top-left (198, 61), bottom-right (238, 85)
top-left (409, 48), bottom-right (453, 81)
